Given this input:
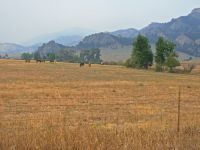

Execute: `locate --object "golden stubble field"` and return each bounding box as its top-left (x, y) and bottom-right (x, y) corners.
top-left (0, 59), bottom-right (200, 149)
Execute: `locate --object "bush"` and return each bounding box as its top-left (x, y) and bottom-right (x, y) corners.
top-left (125, 58), bottom-right (135, 68)
top-left (21, 53), bottom-right (33, 60)
top-left (102, 61), bottom-right (118, 65)
top-left (155, 64), bottom-right (163, 72)
top-left (166, 54), bottom-right (180, 72)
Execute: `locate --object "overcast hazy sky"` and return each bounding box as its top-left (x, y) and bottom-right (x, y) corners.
top-left (0, 0), bottom-right (200, 44)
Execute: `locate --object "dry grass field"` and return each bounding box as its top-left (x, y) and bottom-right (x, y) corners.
top-left (0, 59), bottom-right (200, 149)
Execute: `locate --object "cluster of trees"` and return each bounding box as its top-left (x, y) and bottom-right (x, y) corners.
top-left (21, 52), bottom-right (55, 62)
top-left (80, 48), bottom-right (101, 63)
top-left (155, 37), bottom-right (180, 72)
top-left (21, 53), bottom-right (33, 60)
top-left (21, 48), bottom-right (102, 64)
top-left (0, 53), bottom-right (9, 59)
top-left (125, 35), bottom-right (180, 72)
top-left (55, 49), bottom-right (79, 62)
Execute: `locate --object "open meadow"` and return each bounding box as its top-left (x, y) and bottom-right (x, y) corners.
top-left (0, 59), bottom-right (200, 149)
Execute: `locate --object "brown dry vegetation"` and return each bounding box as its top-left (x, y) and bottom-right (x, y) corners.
top-left (0, 59), bottom-right (200, 149)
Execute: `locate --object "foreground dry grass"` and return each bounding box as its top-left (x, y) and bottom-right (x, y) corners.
top-left (0, 59), bottom-right (200, 149)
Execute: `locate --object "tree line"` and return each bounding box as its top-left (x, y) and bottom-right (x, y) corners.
top-left (21, 48), bottom-right (102, 64)
top-left (125, 35), bottom-right (180, 72)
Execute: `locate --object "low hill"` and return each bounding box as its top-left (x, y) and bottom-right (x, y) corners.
top-left (0, 43), bottom-right (39, 54)
top-left (35, 41), bottom-right (79, 62)
top-left (77, 32), bottom-right (132, 49)
top-left (37, 41), bottom-right (66, 56)
top-left (0, 43), bottom-right (26, 53)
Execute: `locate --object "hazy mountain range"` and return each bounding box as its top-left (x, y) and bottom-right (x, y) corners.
top-left (0, 28), bottom-right (93, 57)
top-left (1, 8), bottom-right (200, 60)
top-left (80, 8), bottom-right (200, 57)
top-left (140, 8), bottom-right (200, 56)
top-left (0, 43), bottom-right (36, 54)
top-left (23, 27), bottom-right (95, 46)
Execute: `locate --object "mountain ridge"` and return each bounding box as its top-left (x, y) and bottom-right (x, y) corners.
top-left (2, 8), bottom-right (200, 59)
top-left (78, 8), bottom-right (200, 56)
top-left (77, 32), bottom-right (133, 49)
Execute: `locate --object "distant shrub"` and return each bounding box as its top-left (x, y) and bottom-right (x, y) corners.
top-left (102, 61), bottom-right (118, 65)
top-left (21, 53), bottom-right (33, 60)
top-left (155, 64), bottom-right (163, 72)
top-left (182, 63), bottom-right (197, 73)
top-left (125, 58), bottom-right (135, 68)
top-left (117, 61), bottom-right (125, 66)
top-left (165, 54), bottom-right (180, 72)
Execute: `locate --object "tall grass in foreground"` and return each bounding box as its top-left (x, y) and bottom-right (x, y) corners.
top-left (1, 124), bottom-right (200, 150)
top-left (1, 112), bottom-right (200, 150)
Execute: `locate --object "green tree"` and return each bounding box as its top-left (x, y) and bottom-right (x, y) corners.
top-left (47, 53), bottom-right (56, 61)
top-left (56, 49), bottom-right (78, 62)
top-left (80, 50), bottom-right (90, 62)
top-left (80, 49), bottom-right (101, 64)
top-left (89, 48), bottom-right (101, 63)
top-left (21, 53), bottom-right (33, 60)
top-left (34, 51), bottom-right (41, 60)
top-left (166, 53), bottom-right (180, 72)
top-left (155, 37), bottom-right (165, 71)
top-left (155, 37), bottom-right (176, 71)
top-left (5, 53), bottom-right (9, 59)
top-left (128, 35), bottom-right (153, 69)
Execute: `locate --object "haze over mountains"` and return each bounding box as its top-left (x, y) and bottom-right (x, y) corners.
top-left (23, 27), bottom-right (96, 46)
top-left (1, 8), bottom-right (200, 60)
top-left (81, 8), bottom-right (200, 57)
top-left (0, 43), bottom-right (36, 54)
top-left (141, 8), bottom-right (200, 56)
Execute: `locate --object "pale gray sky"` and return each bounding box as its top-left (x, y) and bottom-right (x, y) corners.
top-left (0, 0), bottom-right (200, 44)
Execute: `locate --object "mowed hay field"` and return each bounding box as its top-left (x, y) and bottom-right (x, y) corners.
top-left (0, 59), bottom-right (200, 150)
